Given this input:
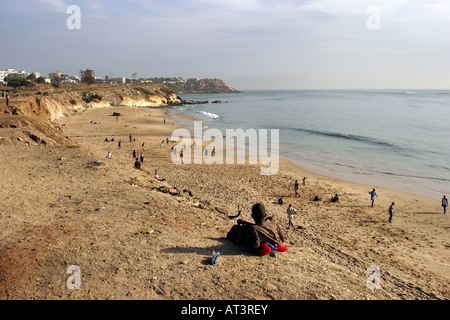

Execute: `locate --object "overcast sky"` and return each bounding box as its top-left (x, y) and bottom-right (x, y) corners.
top-left (1, 0), bottom-right (449, 90)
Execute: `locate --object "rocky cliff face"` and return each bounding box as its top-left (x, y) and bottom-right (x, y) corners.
top-left (0, 84), bottom-right (181, 146)
top-left (153, 78), bottom-right (239, 94)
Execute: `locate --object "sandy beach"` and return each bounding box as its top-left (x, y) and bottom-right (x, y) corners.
top-left (0, 104), bottom-right (448, 300)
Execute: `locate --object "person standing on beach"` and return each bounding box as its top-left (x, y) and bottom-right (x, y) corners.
top-left (118, 140), bottom-right (122, 149)
top-left (294, 180), bottom-right (299, 197)
top-left (286, 204), bottom-right (297, 230)
top-left (132, 149), bottom-right (137, 159)
top-left (369, 188), bottom-right (378, 207)
top-left (442, 195), bottom-right (448, 214)
top-left (303, 177), bottom-right (306, 186)
top-left (388, 202), bottom-right (394, 223)
top-left (140, 152), bottom-right (144, 164)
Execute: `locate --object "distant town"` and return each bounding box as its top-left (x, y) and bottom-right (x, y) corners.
top-left (0, 68), bottom-right (209, 86)
top-left (0, 67), bottom-right (238, 94)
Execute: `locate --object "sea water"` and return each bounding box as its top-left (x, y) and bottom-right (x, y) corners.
top-left (173, 90), bottom-right (450, 200)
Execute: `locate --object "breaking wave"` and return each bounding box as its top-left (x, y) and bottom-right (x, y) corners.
top-left (198, 111), bottom-right (219, 119)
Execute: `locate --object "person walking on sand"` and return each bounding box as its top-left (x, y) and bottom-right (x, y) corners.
top-left (180, 150), bottom-right (184, 163)
top-left (286, 204), bottom-right (297, 230)
top-left (442, 195), bottom-right (448, 214)
top-left (132, 149), bottom-right (137, 159)
top-left (118, 140), bottom-right (122, 149)
top-left (294, 180), bottom-right (299, 197)
top-left (140, 152), bottom-right (144, 164)
top-left (388, 202), bottom-right (394, 223)
top-left (303, 177), bottom-right (306, 186)
top-left (369, 188), bottom-right (378, 207)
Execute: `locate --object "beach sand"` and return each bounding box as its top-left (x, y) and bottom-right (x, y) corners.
top-left (0, 105), bottom-right (448, 300)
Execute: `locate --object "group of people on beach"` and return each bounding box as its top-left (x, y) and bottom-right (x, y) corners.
top-left (368, 188), bottom-right (447, 221)
top-left (367, 188), bottom-right (393, 222)
top-left (291, 178), bottom-right (445, 229)
top-left (103, 134), bottom-right (148, 171)
top-left (226, 185), bottom-right (447, 258)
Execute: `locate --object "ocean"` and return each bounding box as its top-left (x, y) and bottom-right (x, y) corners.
top-left (172, 90), bottom-right (450, 200)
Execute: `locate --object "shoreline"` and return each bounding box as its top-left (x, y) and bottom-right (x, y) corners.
top-left (168, 107), bottom-right (441, 204)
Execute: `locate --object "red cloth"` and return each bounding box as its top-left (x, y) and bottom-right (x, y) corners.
top-left (249, 243), bottom-right (287, 256)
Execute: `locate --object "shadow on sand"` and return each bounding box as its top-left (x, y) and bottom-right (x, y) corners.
top-left (415, 211), bottom-right (443, 215)
top-left (160, 237), bottom-right (251, 265)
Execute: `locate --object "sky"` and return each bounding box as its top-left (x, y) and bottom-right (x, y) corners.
top-left (0, 0), bottom-right (449, 90)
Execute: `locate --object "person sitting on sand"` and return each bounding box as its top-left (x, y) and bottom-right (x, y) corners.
top-left (228, 203), bottom-right (287, 257)
top-left (134, 158), bottom-right (141, 169)
top-left (247, 203), bottom-right (287, 256)
top-left (331, 194), bottom-right (339, 202)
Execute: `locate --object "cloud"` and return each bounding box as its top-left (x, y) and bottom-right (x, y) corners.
top-left (34, 0), bottom-right (68, 13)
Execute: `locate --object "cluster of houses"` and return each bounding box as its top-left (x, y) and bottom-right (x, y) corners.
top-left (0, 68), bottom-right (83, 85)
top-left (0, 67), bottom-right (135, 86)
top-left (0, 68), bottom-right (201, 87)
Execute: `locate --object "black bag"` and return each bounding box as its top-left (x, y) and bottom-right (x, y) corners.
top-left (227, 222), bottom-right (252, 246)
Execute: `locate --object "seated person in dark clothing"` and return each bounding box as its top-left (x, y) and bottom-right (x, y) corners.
top-left (331, 194), bottom-right (339, 202)
top-left (228, 203), bottom-right (287, 256)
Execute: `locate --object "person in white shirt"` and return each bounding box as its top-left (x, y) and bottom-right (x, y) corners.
top-left (287, 204), bottom-right (297, 229)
